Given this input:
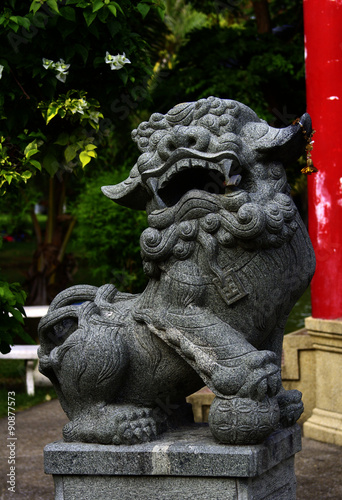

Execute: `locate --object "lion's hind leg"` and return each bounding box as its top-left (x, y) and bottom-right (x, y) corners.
top-left (63, 404), bottom-right (158, 445)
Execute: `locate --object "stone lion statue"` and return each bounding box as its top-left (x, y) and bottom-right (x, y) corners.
top-left (38, 97), bottom-right (315, 445)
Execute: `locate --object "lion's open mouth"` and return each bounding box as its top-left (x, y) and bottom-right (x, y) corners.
top-left (155, 158), bottom-right (242, 207)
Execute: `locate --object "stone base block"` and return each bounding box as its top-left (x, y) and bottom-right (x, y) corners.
top-left (44, 424), bottom-right (301, 500)
top-left (304, 408), bottom-right (342, 446)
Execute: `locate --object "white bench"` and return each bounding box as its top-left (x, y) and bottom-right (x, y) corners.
top-left (0, 345), bottom-right (40, 395)
top-left (0, 306), bottom-right (51, 395)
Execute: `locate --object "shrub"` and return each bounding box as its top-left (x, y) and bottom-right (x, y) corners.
top-left (73, 169), bottom-right (148, 293)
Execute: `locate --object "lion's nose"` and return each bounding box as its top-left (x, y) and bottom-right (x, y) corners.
top-left (157, 126), bottom-right (210, 160)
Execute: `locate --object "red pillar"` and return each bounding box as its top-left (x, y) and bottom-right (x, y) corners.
top-left (303, 0), bottom-right (342, 319)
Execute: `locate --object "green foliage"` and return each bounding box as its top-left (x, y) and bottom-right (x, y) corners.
top-left (153, 0), bottom-right (208, 70)
top-left (0, 0), bottom-right (165, 303)
top-left (0, 136), bottom-right (41, 194)
top-left (72, 169), bottom-right (148, 292)
top-left (0, 265), bottom-right (34, 353)
top-left (0, 0), bottom-right (163, 185)
top-left (152, 24), bottom-right (305, 123)
top-left (152, 0), bottom-right (305, 126)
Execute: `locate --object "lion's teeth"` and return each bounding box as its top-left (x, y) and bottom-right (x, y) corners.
top-left (226, 174), bottom-right (242, 186)
top-left (146, 177), bottom-right (166, 208)
top-left (221, 159), bottom-right (233, 181)
top-left (178, 160), bottom-right (188, 170)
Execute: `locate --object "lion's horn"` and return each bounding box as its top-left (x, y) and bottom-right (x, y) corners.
top-left (101, 169), bottom-right (149, 211)
top-left (254, 113), bottom-right (312, 165)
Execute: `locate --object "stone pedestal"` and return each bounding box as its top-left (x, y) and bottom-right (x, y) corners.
top-left (44, 424), bottom-right (301, 500)
top-left (304, 317), bottom-right (342, 445)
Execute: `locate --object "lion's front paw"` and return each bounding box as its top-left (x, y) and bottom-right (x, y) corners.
top-left (211, 350), bottom-right (282, 401)
top-left (277, 389), bottom-right (304, 427)
top-left (238, 350), bottom-right (282, 401)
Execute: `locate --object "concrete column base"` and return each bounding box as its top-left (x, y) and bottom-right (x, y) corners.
top-left (304, 408), bottom-right (342, 446)
top-left (303, 317), bottom-right (342, 446)
top-left (44, 424), bottom-right (301, 500)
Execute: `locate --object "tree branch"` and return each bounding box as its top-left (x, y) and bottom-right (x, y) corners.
top-left (9, 67), bottom-right (30, 100)
top-left (252, 0), bottom-right (272, 34)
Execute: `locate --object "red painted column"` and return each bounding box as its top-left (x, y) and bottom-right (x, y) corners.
top-left (303, 0), bottom-right (342, 319)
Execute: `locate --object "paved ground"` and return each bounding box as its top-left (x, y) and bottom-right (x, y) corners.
top-left (0, 399), bottom-right (341, 499)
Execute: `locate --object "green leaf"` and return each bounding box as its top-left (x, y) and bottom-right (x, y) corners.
top-left (83, 9), bottom-right (97, 26)
top-left (137, 3), bottom-right (150, 18)
top-left (16, 17), bottom-right (31, 30)
top-left (79, 151), bottom-right (92, 167)
top-left (46, 0), bottom-right (60, 14)
top-left (8, 22), bottom-right (19, 33)
top-left (46, 104), bottom-right (60, 124)
top-left (98, 6), bottom-right (109, 21)
top-left (21, 171), bottom-right (33, 180)
top-left (157, 6), bottom-right (165, 20)
top-left (8, 306), bottom-right (25, 325)
top-left (93, 0), bottom-right (104, 13)
top-left (4, 174), bottom-right (12, 185)
top-left (118, 70), bottom-right (128, 85)
top-left (107, 4), bottom-right (117, 16)
top-left (60, 6), bottom-right (76, 21)
top-left (24, 141), bottom-right (38, 155)
top-left (25, 149), bottom-right (39, 159)
top-left (54, 132), bottom-right (70, 146)
top-left (111, 2), bottom-right (124, 15)
top-left (42, 153), bottom-right (59, 176)
top-left (0, 282), bottom-right (12, 301)
top-left (75, 44), bottom-right (89, 64)
top-left (64, 144), bottom-right (79, 163)
top-left (30, 1), bottom-right (42, 14)
top-left (29, 159), bottom-right (42, 170)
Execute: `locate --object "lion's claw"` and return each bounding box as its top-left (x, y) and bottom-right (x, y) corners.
top-left (277, 389), bottom-right (304, 427)
top-left (210, 350), bottom-right (281, 401)
top-left (63, 405), bottom-right (158, 445)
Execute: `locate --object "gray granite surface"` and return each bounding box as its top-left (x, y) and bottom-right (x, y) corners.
top-left (38, 98), bottom-right (316, 446)
top-left (44, 424), bottom-right (301, 477)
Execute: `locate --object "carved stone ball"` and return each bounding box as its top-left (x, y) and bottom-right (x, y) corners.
top-left (208, 396), bottom-right (280, 445)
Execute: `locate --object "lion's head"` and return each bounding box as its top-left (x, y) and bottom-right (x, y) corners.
top-left (102, 97), bottom-right (312, 277)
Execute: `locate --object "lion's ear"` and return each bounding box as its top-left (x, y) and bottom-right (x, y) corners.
top-left (101, 166), bottom-right (149, 210)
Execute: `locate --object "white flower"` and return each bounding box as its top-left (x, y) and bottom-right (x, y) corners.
top-left (0, 65), bottom-right (4, 79)
top-left (54, 59), bottom-right (70, 74)
top-left (72, 98), bottom-right (88, 115)
top-left (42, 58), bottom-right (54, 70)
top-left (55, 72), bottom-right (67, 83)
top-left (54, 59), bottom-right (70, 83)
top-left (105, 51), bottom-right (131, 70)
top-left (89, 110), bottom-right (101, 124)
top-left (43, 58), bottom-right (70, 83)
